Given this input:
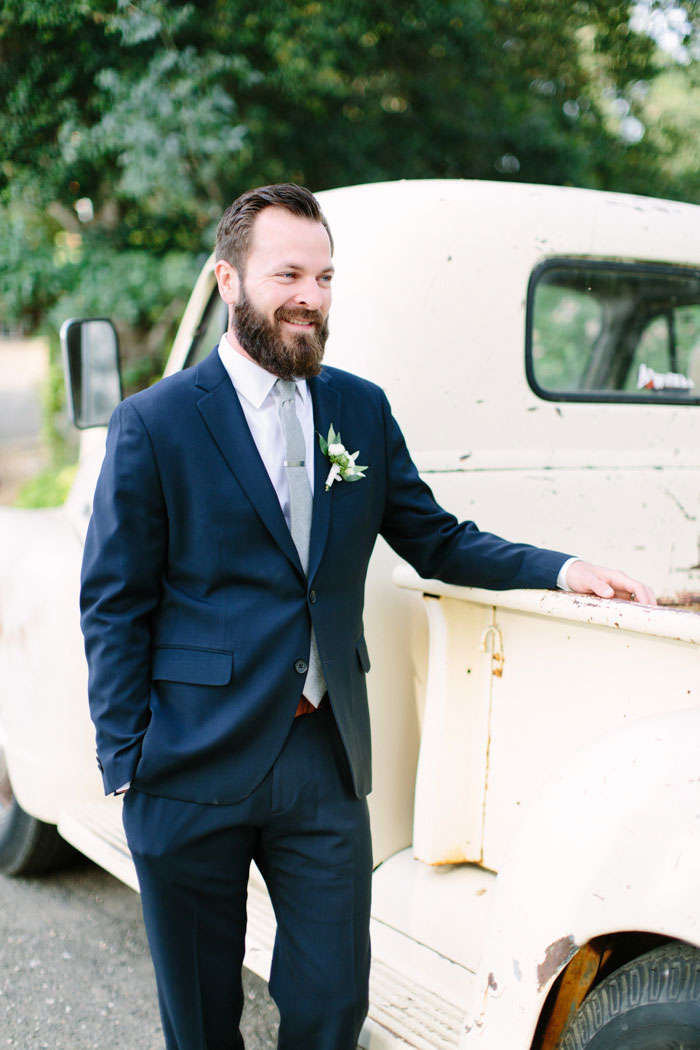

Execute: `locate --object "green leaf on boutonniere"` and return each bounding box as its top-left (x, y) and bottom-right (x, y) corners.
top-left (318, 423), bottom-right (368, 491)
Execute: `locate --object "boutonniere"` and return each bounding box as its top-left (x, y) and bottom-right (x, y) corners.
top-left (318, 424), bottom-right (368, 491)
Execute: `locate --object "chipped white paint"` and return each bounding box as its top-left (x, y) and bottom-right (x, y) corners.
top-left (458, 708), bottom-right (700, 1048)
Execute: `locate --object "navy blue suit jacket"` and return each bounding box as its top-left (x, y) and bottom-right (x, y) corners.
top-left (80, 348), bottom-right (569, 801)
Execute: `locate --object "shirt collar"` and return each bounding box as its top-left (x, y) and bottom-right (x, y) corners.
top-left (218, 333), bottom-right (309, 409)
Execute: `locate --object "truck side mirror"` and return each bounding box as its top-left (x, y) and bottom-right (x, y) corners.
top-left (60, 318), bottom-right (123, 428)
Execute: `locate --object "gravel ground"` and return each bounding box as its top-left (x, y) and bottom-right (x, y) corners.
top-left (0, 857), bottom-right (279, 1049)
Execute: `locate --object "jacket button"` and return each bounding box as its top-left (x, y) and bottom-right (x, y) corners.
top-left (309, 590), bottom-right (317, 604)
top-left (294, 659), bottom-right (308, 675)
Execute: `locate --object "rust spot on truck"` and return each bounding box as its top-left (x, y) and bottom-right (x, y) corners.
top-left (537, 935), bottom-right (577, 991)
top-left (480, 624), bottom-right (505, 677)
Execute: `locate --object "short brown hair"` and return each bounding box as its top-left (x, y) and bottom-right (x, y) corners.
top-left (215, 183), bottom-right (333, 273)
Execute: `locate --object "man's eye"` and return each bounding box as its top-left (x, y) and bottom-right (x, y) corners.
top-left (319, 274), bottom-right (333, 284)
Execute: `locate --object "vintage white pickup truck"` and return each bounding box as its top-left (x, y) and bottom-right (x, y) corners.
top-left (1, 179), bottom-right (700, 1050)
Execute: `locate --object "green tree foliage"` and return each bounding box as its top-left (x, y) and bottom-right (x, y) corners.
top-left (0, 0), bottom-right (698, 379)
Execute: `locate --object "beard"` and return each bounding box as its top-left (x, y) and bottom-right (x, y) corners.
top-left (232, 289), bottom-right (329, 380)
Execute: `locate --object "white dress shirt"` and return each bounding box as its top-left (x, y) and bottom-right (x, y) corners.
top-left (557, 557), bottom-right (577, 591)
top-left (217, 334), bottom-right (315, 524)
top-left (219, 334), bottom-right (326, 709)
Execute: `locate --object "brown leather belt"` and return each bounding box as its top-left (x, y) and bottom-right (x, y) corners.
top-left (294, 694), bottom-right (328, 717)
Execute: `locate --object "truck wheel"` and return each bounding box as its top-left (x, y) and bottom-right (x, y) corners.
top-left (0, 736), bottom-right (75, 876)
top-left (557, 942), bottom-right (700, 1049)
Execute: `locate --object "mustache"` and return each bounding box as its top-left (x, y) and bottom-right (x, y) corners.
top-left (276, 307), bottom-right (324, 326)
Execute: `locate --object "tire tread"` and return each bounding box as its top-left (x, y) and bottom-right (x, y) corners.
top-left (0, 801), bottom-right (76, 877)
top-left (558, 943), bottom-right (700, 1049)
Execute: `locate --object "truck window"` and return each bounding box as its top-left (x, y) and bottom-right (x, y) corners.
top-left (526, 260), bottom-right (700, 404)
top-left (185, 288), bottom-right (228, 368)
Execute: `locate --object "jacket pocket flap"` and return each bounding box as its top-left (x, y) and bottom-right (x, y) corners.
top-left (151, 646), bottom-right (233, 686)
top-left (355, 636), bottom-right (371, 673)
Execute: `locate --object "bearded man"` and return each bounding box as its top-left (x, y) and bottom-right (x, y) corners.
top-left (80, 184), bottom-right (654, 1050)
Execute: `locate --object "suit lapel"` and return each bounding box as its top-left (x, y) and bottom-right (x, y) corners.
top-left (307, 370), bottom-right (341, 583)
top-left (194, 349), bottom-right (303, 574)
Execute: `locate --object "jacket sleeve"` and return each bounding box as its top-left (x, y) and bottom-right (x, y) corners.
top-left (377, 390), bottom-right (570, 590)
top-left (80, 399), bottom-right (167, 794)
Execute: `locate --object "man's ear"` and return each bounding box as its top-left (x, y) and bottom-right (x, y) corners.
top-left (214, 259), bottom-right (240, 305)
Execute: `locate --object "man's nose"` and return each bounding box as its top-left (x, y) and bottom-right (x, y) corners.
top-left (293, 277), bottom-right (324, 310)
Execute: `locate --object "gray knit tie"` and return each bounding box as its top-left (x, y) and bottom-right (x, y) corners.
top-left (275, 379), bottom-right (326, 705)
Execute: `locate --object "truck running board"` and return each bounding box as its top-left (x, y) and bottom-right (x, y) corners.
top-left (58, 798), bottom-right (466, 1049)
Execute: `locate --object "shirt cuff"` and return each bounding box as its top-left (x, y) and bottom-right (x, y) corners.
top-left (114, 782), bottom-right (130, 795)
top-left (556, 557), bottom-right (579, 591)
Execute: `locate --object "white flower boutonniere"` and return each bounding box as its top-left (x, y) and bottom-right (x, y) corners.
top-left (318, 424), bottom-right (368, 491)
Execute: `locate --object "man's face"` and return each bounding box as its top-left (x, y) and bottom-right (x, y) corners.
top-left (223, 207), bottom-right (334, 380)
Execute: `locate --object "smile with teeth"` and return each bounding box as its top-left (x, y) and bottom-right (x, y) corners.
top-left (283, 316), bottom-right (317, 328)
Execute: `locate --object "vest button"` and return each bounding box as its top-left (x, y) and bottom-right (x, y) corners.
top-left (294, 659), bottom-right (308, 675)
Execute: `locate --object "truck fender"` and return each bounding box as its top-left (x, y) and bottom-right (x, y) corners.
top-left (460, 705), bottom-right (700, 1048)
top-left (0, 506), bottom-right (102, 824)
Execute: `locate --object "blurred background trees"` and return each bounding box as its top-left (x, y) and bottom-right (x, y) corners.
top-left (1, 0), bottom-right (699, 383)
